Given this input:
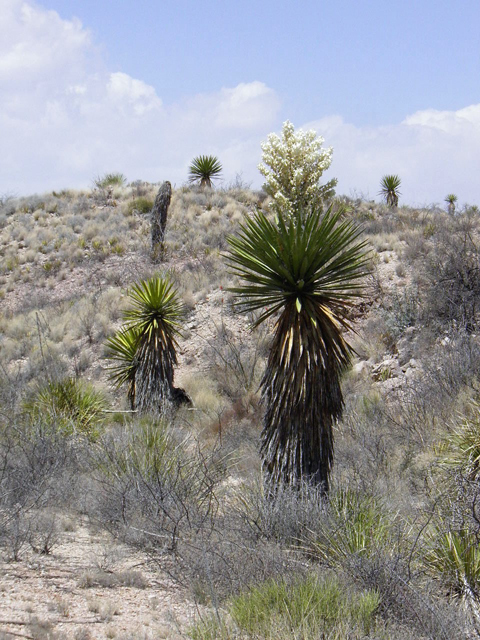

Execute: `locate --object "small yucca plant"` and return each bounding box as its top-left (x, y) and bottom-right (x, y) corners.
top-left (24, 377), bottom-right (107, 440)
top-left (105, 276), bottom-right (183, 413)
top-left (188, 155), bottom-right (222, 188)
top-left (424, 527), bottom-right (480, 633)
top-left (425, 528), bottom-right (480, 598)
top-left (445, 193), bottom-right (458, 215)
top-left (311, 490), bottom-right (393, 564)
top-left (379, 175), bottom-right (401, 207)
top-left (438, 403), bottom-right (480, 480)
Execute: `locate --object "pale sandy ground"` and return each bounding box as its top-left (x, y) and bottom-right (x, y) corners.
top-left (0, 517), bottom-right (199, 639)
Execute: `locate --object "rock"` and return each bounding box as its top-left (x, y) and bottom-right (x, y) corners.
top-left (372, 357), bottom-right (400, 381)
top-left (352, 361), bottom-right (370, 375)
top-left (397, 327), bottom-right (418, 366)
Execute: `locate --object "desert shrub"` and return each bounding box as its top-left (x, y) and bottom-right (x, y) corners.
top-left (176, 524), bottom-right (299, 604)
top-left (90, 418), bottom-right (224, 552)
top-left (414, 332), bottom-right (480, 417)
top-left (0, 418), bottom-right (82, 559)
top-left (127, 197), bottom-right (153, 215)
top-left (237, 481), bottom-right (328, 545)
top-left (190, 573), bottom-right (381, 640)
top-left (94, 172), bottom-right (126, 189)
top-left (23, 377), bottom-right (107, 440)
top-left (382, 285), bottom-right (419, 341)
top-left (411, 214), bottom-right (480, 331)
top-left (204, 317), bottom-right (267, 401)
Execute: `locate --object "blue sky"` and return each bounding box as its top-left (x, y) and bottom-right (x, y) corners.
top-left (2, 0), bottom-right (480, 204)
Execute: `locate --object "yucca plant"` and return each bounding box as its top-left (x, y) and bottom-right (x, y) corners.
top-left (226, 205), bottom-right (369, 493)
top-left (445, 193), bottom-right (458, 215)
top-left (105, 326), bottom-right (141, 409)
top-left (188, 155), bottom-right (222, 188)
top-left (311, 490), bottom-right (394, 564)
top-left (379, 175), bottom-right (401, 208)
top-left (105, 276), bottom-right (183, 413)
top-left (424, 527), bottom-right (480, 633)
top-left (24, 377), bottom-right (107, 440)
top-left (438, 403), bottom-right (480, 480)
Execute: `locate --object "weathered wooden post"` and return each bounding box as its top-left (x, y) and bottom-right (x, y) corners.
top-left (151, 180), bottom-right (172, 262)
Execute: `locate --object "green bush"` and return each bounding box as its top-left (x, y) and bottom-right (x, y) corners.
top-left (190, 573), bottom-right (380, 639)
top-left (311, 490), bottom-right (394, 564)
top-left (126, 197), bottom-right (154, 215)
top-left (424, 527), bottom-right (480, 601)
top-left (94, 172), bottom-right (126, 189)
top-left (24, 377), bottom-right (107, 440)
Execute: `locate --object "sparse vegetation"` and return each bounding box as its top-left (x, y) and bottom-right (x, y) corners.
top-left (0, 174), bottom-right (480, 638)
top-left (94, 172), bottom-right (127, 189)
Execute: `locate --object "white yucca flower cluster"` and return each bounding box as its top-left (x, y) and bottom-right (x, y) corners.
top-left (258, 120), bottom-right (337, 217)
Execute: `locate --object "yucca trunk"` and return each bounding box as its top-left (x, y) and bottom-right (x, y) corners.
top-left (151, 181), bottom-right (172, 262)
top-left (134, 331), bottom-right (177, 413)
top-left (260, 301), bottom-right (347, 494)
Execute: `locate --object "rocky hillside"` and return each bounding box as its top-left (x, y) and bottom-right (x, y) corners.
top-left (1, 184), bottom-right (480, 639)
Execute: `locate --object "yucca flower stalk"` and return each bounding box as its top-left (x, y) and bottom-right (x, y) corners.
top-left (105, 276), bottom-right (183, 413)
top-left (188, 155), bottom-right (222, 189)
top-left (226, 205), bottom-right (369, 493)
top-left (379, 175), bottom-right (401, 208)
top-left (259, 120), bottom-right (337, 217)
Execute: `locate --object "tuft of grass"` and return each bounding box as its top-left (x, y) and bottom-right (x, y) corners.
top-left (438, 402), bottom-right (480, 480)
top-left (127, 197), bottom-right (153, 215)
top-left (310, 489), bottom-right (394, 565)
top-left (190, 573), bottom-right (380, 639)
top-left (24, 377), bottom-right (107, 440)
top-left (94, 172), bottom-right (127, 189)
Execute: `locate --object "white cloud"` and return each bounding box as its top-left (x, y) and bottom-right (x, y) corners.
top-left (0, 1), bottom-right (280, 194)
top-left (0, 0), bottom-right (91, 83)
top-left (107, 72), bottom-right (162, 115)
top-left (215, 81), bottom-right (280, 129)
top-left (306, 105), bottom-right (480, 205)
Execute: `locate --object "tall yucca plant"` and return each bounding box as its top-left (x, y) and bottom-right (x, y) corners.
top-left (105, 276), bottom-right (183, 413)
top-left (188, 155), bottom-right (222, 188)
top-left (226, 205), bottom-right (369, 493)
top-left (379, 175), bottom-right (401, 207)
top-left (445, 193), bottom-right (458, 215)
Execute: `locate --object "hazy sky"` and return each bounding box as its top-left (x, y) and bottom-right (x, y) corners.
top-left (2, 0), bottom-right (480, 205)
